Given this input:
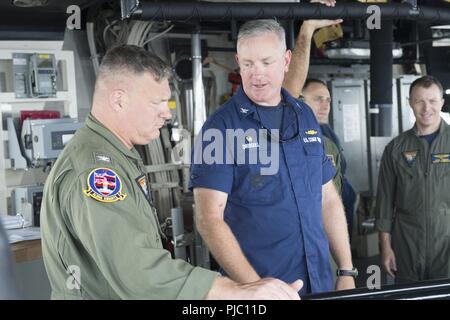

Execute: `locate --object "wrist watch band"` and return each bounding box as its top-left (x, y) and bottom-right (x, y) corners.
top-left (336, 267), bottom-right (358, 278)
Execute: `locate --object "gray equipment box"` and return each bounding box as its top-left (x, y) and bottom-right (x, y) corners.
top-left (12, 185), bottom-right (44, 227)
top-left (12, 53), bottom-right (58, 98)
top-left (21, 118), bottom-right (83, 163)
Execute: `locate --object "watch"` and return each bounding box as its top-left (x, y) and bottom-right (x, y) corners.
top-left (336, 267), bottom-right (358, 278)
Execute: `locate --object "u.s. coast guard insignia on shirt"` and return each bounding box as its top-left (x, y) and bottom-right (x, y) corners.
top-left (303, 129), bottom-right (322, 143)
top-left (402, 151), bottom-right (418, 167)
top-left (83, 168), bottom-right (127, 203)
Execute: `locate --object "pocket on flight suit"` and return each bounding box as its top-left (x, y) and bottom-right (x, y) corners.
top-left (303, 143), bottom-right (323, 194)
top-left (395, 161), bottom-right (421, 215)
top-left (234, 164), bottom-right (282, 205)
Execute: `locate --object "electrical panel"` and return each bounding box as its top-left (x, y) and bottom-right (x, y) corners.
top-left (330, 79), bottom-right (370, 193)
top-left (20, 118), bottom-right (83, 165)
top-left (12, 52), bottom-right (57, 98)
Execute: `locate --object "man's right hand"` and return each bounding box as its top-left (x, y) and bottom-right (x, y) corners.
top-left (206, 277), bottom-right (303, 300)
top-left (381, 246), bottom-right (397, 278)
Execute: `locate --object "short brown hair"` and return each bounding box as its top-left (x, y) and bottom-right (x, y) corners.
top-left (409, 75), bottom-right (443, 98)
top-left (303, 78), bottom-right (327, 91)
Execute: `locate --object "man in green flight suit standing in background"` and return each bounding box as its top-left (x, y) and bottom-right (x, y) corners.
top-left (375, 75), bottom-right (450, 283)
top-left (40, 44), bottom-right (303, 300)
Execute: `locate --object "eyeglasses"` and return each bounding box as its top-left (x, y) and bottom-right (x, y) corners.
top-left (255, 103), bottom-right (301, 144)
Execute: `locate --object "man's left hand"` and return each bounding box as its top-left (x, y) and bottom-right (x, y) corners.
top-left (335, 276), bottom-right (356, 291)
top-left (302, 0), bottom-right (343, 33)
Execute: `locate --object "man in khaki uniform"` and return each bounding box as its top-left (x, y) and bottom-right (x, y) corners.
top-left (40, 45), bottom-right (302, 299)
top-left (375, 75), bottom-right (450, 283)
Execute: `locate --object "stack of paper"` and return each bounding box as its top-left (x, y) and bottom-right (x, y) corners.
top-left (6, 227), bottom-right (41, 244)
top-left (0, 215), bottom-right (28, 230)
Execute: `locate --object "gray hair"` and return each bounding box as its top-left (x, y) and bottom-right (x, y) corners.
top-left (98, 44), bottom-right (172, 82)
top-left (237, 19), bottom-right (286, 52)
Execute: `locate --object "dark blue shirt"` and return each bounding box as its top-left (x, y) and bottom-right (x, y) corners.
top-left (255, 102), bottom-right (284, 130)
top-left (189, 86), bottom-right (335, 294)
top-left (420, 130), bottom-right (439, 145)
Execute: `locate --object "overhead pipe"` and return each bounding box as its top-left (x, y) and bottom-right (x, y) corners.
top-left (122, 0), bottom-right (449, 137)
top-left (191, 28), bottom-right (207, 136)
top-left (370, 20), bottom-right (393, 137)
top-left (133, 2), bottom-right (450, 23)
top-left (286, 20), bottom-right (296, 50)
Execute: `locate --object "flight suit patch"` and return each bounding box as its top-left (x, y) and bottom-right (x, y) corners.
top-left (431, 153), bottom-right (450, 164)
top-left (135, 174), bottom-right (153, 205)
top-left (83, 168), bottom-right (127, 203)
top-left (402, 150), bottom-right (418, 167)
top-left (326, 154), bottom-right (336, 167)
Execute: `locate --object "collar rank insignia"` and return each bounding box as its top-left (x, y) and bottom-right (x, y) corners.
top-left (431, 153), bottom-right (450, 164)
top-left (94, 153), bottom-right (111, 163)
top-left (136, 174), bottom-right (153, 205)
top-left (402, 151), bottom-right (418, 167)
top-left (84, 168), bottom-right (127, 203)
top-left (240, 107), bottom-right (249, 114)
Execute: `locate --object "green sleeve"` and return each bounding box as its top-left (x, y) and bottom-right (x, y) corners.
top-left (333, 150), bottom-right (343, 194)
top-left (374, 143), bottom-right (396, 233)
top-left (64, 168), bottom-right (219, 299)
top-left (324, 137), bottom-right (343, 194)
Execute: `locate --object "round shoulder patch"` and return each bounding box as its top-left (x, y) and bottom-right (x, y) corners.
top-left (83, 167), bottom-right (127, 203)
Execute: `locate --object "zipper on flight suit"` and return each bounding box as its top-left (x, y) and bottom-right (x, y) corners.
top-left (423, 135), bottom-right (436, 279)
top-left (137, 160), bottom-right (167, 241)
top-left (425, 134), bottom-right (439, 277)
top-left (422, 140), bottom-right (429, 280)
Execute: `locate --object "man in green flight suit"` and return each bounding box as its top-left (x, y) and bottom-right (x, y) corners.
top-left (40, 45), bottom-right (303, 299)
top-left (375, 75), bottom-right (450, 283)
top-left (300, 80), bottom-right (343, 196)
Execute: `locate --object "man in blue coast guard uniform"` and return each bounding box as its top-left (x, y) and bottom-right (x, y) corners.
top-left (190, 19), bottom-right (356, 295)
